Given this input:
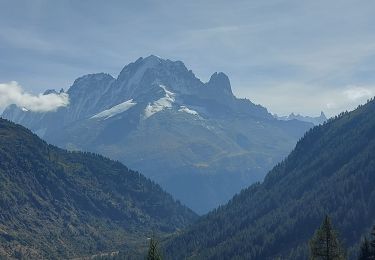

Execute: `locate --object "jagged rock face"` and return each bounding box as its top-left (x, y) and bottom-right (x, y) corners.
top-left (66, 73), bottom-right (115, 122)
top-left (206, 72), bottom-right (233, 96)
top-left (2, 55), bottom-right (312, 214)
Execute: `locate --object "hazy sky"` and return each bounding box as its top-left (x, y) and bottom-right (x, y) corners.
top-left (1, 0), bottom-right (375, 116)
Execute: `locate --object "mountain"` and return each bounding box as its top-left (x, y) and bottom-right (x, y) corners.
top-left (164, 98), bottom-right (375, 259)
top-left (2, 55), bottom-right (312, 214)
top-left (274, 111), bottom-right (327, 125)
top-left (0, 118), bottom-right (197, 259)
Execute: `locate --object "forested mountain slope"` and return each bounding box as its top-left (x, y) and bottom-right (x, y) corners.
top-left (0, 118), bottom-right (197, 259)
top-left (164, 98), bottom-right (375, 259)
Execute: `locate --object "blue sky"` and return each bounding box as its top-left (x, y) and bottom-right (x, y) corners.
top-left (1, 0), bottom-right (375, 116)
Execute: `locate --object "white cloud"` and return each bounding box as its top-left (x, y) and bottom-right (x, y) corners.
top-left (0, 81), bottom-right (69, 112)
top-left (343, 86), bottom-right (373, 101)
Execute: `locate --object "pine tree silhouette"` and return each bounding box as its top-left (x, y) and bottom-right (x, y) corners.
top-left (309, 215), bottom-right (346, 260)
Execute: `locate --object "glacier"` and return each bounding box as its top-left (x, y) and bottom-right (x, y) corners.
top-left (91, 99), bottom-right (137, 120)
top-left (144, 85), bottom-right (175, 119)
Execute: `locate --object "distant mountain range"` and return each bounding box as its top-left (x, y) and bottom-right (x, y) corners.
top-left (274, 111), bottom-right (327, 125)
top-left (0, 118), bottom-right (196, 259)
top-left (164, 99), bottom-right (375, 259)
top-left (2, 55), bottom-right (312, 214)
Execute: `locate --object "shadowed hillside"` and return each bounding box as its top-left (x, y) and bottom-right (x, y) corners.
top-left (0, 118), bottom-right (197, 259)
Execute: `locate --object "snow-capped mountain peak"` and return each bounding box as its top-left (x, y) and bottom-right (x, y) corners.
top-left (1, 55), bottom-right (313, 213)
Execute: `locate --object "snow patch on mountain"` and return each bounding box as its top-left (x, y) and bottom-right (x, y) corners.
top-left (91, 99), bottom-right (137, 120)
top-left (178, 106), bottom-right (198, 116)
top-left (144, 85), bottom-right (175, 119)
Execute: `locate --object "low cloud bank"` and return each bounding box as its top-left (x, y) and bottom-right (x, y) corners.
top-left (343, 86), bottom-right (374, 101)
top-left (0, 81), bottom-right (69, 112)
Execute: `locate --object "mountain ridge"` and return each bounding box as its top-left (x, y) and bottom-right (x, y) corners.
top-left (274, 111), bottom-right (327, 125)
top-left (2, 55), bottom-right (313, 214)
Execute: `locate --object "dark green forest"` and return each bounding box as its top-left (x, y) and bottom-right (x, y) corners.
top-left (0, 118), bottom-right (197, 259)
top-left (163, 98), bottom-right (375, 259)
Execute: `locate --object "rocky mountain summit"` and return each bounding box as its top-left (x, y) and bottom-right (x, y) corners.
top-left (3, 55), bottom-right (312, 213)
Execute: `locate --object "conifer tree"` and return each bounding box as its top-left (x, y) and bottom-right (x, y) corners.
top-left (371, 226), bottom-right (375, 251)
top-left (358, 238), bottom-right (372, 260)
top-left (309, 215), bottom-right (346, 260)
top-left (147, 235), bottom-right (162, 260)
